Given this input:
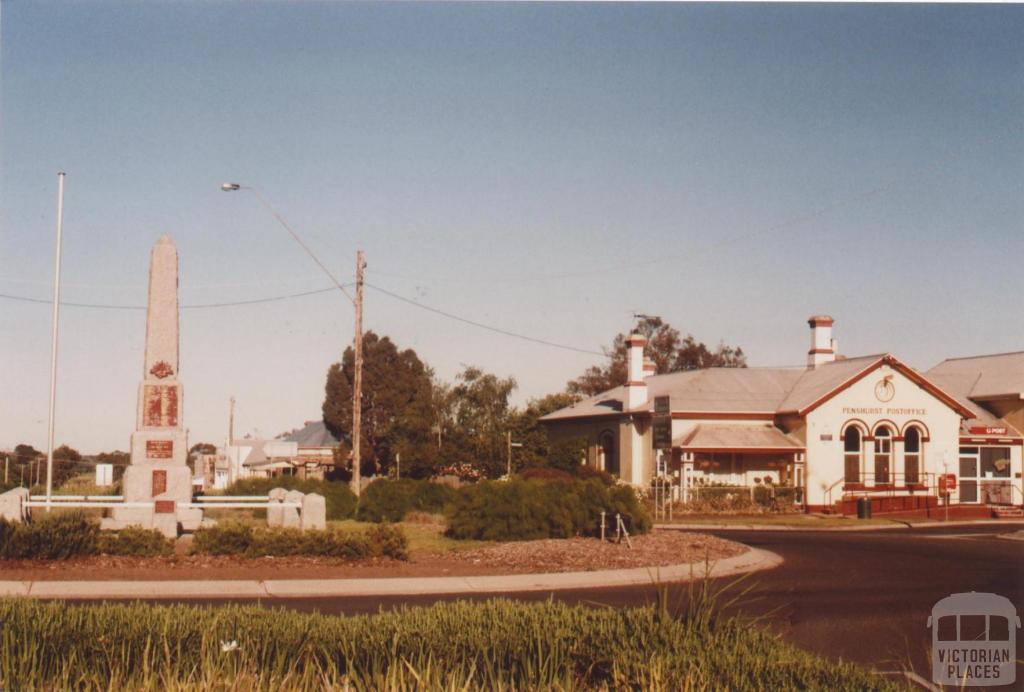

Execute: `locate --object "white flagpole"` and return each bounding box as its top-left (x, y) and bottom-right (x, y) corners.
top-left (45, 171), bottom-right (66, 509)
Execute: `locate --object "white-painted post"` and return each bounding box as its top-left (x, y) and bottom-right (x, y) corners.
top-left (45, 171), bottom-right (66, 511)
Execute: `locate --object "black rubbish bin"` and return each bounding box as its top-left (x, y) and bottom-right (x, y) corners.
top-left (856, 497), bottom-right (872, 519)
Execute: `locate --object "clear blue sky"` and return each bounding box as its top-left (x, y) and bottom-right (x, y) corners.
top-left (2, 2), bottom-right (1021, 453)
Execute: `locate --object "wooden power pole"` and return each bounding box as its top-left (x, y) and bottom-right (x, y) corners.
top-left (351, 250), bottom-right (366, 496)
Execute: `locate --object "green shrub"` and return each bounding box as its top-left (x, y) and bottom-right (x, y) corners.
top-left (0, 598), bottom-right (899, 690)
top-left (97, 527), bottom-right (174, 556)
top-left (191, 522), bottom-right (408, 560)
top-left (192, 521), bottom-right (254, 555)
top-left (355, 479), bottom-right (456, 523)
top-left (223, 477), bottom-right (357, 520)
top-left (446, 478), bottom-right (651, 542)
top-left (0, 511), bottom-right (99, 560)
top-left (574, 464), bottom-right (616, 485)
top-left (518, 466), bottom-right (574, 482)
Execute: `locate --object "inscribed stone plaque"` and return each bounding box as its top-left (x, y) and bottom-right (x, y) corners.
top-left (146, 440), bottom-right (173, 459)
top-left (152, 470), bottom-right (167, 497)
top-left (143, 385), bottom-right (179, 427)
top-left (154, 500), bottom-right (176, 514)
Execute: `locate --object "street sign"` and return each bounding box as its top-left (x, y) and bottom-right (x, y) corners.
top-left (968, 426), bottom-right (1008, 435)
top-left (652, 417), bottom-right (672, 450)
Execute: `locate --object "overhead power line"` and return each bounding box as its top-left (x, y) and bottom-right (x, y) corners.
top-left (0, 286), bottom-right (343, 310)
top-left (0, 283), bottom-right (605, 356)
top-left (365, 282), bottom-right (604, 356)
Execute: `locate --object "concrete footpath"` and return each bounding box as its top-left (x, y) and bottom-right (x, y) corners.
top-left (0, 547), bottom-right (781, 600)
top-left (656, 519), bottom-right (1024, 532)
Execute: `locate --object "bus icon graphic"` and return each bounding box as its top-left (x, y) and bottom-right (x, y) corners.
top-left (929, 592), bottom-right (1020, 687)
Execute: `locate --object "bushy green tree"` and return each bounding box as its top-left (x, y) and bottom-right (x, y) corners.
top-left (323, 332), bottom-right (438, 478)
top-left (567, 316), bottom-right (747, 396)
top-left (441, 366), bottom-right (517, 479)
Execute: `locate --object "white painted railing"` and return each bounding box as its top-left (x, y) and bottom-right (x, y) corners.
top-left (182, 502), bottom-right (300, 509)
top-left (24, 501), bottom-right (152, 508)
top-left (29, 495), bottom-right (124, 501)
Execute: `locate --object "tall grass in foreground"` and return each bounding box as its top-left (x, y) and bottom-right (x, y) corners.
top-left (0, 592), bottom-right (902, 692)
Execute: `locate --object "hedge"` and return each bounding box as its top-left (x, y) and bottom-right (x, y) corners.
top-left (355, 479), bottom-right (456, 523)
top-left (0, 512), bottom-right (173, 559)
top-left (191, 521), bottom-right (408, 560)
top-left (223, 477), bottom-right (357, 520)
top-left (446, 478), bottom-right (651, 542)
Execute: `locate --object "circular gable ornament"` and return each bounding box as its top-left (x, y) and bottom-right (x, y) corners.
top-left (874, 375), bottom-right (895, 402)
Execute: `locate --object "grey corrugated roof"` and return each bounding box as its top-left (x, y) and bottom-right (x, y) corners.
top-left (675, 424), bottom-right (804, 450)
top-left (541, 368), bottom-right (804, 421)
top-left (241, 444), bottom-right (267, 468)
top-left (283, 420), bottom-right (340, 448)
top-left (927, 351), bottom-right (1024, 400)
top-left (541, 353), bottom-right (958, 422)
top-left (775, 355), bottom-right (885, 413)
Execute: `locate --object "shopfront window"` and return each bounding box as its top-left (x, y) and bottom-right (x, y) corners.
top-left (981, 447), bottom-right (1011, 478)
top-left (874, 426), bottom-right (892, 484)
top-left (904, 427), bottom-right (921, 485)
top-left (843, 427), bottom-right (862, 483)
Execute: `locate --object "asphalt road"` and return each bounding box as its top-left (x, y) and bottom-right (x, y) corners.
top-left (87, 523), bottom-right (1024, 685)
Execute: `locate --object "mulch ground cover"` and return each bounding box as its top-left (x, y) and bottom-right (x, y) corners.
top-left (0, 530), bottom-right (746, 581)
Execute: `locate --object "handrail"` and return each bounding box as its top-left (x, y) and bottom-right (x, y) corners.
top-left (825, 471), bottom-right (937, 509)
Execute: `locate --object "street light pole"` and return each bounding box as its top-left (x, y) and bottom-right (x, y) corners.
top-left (220, 183), bottom-right (364, 496)
top-left (45, 171), bottom-right (66, 509)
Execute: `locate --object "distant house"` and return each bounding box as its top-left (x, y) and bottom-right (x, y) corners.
top-left (282, 420), bottom-right (341, 480)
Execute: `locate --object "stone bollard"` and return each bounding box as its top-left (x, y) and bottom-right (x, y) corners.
top-left (300, 493), bottom-right (327, 531)
top-left (282, 490), bottom-right (303, 529)
top-left (0, 487), bottom-right (30, 522)
top-left (267, 487), bottom-right (287, 528)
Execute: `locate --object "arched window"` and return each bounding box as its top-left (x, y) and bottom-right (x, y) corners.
top-left (875, 426), bottom-right (893, 485)
top-left (904, 427), bottom-right (922, 485)
top-left (843, 426), bottom-right (862, 483)
top-left (599, 430), bottom-right (619, 477)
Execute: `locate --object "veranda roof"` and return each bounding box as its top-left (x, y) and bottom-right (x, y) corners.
top-left (675, 424), bottom-right (804, 453)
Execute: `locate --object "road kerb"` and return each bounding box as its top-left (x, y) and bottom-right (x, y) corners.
top-left (0, 547), bottom-right (782, 600)
top-left (656, 518), bottom-right (1024, 532)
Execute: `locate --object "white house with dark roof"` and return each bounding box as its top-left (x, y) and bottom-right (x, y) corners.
top-left (542, 316), bottom-right (1023, 516)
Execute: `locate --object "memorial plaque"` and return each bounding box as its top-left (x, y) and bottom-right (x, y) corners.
top-left (154, 500), bottom-right (176, 514)
top-left (144, 385), bottom-right (178, 427)
top-left (146, 440), bottom-right (173, 459)
top-left (151, 470), bottom-right (167, 497)
top-left (654, 396), bottom-right (671, 415)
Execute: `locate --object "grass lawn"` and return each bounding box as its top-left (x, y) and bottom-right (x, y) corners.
top-left (198, 510), bottom-right (492, 553)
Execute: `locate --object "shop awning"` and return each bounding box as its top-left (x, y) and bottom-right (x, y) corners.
top-left (675, 424), bottom-right (804, 454)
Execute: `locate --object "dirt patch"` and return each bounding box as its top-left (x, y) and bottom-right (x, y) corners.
top-left (0, 530), bottom-right (746, 581)
top-left (439, 531), bottom-right (744, 573)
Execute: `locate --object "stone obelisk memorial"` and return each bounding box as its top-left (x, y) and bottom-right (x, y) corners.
top-left (106, 235), bottom-right (202, 537)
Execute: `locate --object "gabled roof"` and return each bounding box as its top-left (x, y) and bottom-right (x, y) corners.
top-left (675, 424), bottom-right (804, 452)
top-left (926, 351), bottom-right (1024, 401)
top-left (541, 353), bottom-right (975, 422)
top-left (541, 368), bottom-right (801, 422)
top-left (283, 420), bottom-right (340, 448)
top-left (775, 354), bottom-right (974, 418)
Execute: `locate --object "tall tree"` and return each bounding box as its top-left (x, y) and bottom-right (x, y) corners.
top-left (444, 366), bottom-right (518, 479)
top-left (567, 316), bottom-right (747, 396)
top-left (322, 331), bottom-right (437, 478)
